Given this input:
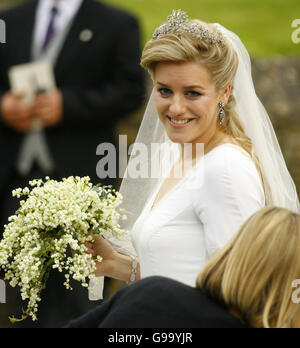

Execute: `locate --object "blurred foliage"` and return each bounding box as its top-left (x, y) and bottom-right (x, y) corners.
top-left (3, 0), bottom-right (300, 56)
top-left (102, 0), bottom-right (300, 57)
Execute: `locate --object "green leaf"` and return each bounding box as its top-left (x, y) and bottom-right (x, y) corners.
top-left (9, 314), bottom-right (28, 324)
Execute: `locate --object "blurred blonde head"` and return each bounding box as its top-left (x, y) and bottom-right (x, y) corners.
top-left (197, 206), bottom-right (300, 328)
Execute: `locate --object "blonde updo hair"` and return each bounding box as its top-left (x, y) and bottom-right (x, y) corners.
top-left (141, 19), bottom-right (265, 194)
top-left (197, 206), bottom-right (300, 328)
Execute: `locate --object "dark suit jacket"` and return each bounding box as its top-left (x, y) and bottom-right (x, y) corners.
top-left (66, 276), bottom-right (245, 328)
top-left (0, 0), bottom-right (145, 185)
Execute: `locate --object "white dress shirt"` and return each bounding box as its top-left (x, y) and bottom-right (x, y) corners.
top-left (16, 0), bottom-right (84, 176)
top-left (33, 0), bottom-right (84, 50)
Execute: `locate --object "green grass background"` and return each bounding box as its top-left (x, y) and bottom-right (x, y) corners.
top-left (6, 0), bottom-right (300, 57)
top-left (102, 0), bottom-right (300, 57)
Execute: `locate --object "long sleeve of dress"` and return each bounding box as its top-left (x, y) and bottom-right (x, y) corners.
top-left (193, 145), bottom-right (265, 258)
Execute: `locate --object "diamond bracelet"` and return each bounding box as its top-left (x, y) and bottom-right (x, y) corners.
top-left (128, 257), bottom-right (138, 284)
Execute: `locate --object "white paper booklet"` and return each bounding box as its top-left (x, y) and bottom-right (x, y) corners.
top-left (8, 60), bottom-right (56, 104)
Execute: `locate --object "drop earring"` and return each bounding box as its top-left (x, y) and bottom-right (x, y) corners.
top-left (218, 101), bottom-right (225, 125)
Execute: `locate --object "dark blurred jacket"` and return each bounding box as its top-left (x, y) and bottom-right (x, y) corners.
top-left (66, 276), bottom-right (245, 328)
top-left (0, 0), bottom-right (145, 185)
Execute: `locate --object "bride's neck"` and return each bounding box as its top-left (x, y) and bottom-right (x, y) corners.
top-left (179, 130), bottom-right (233, 162)
top-left (204, 129), bottom-right (233, 153)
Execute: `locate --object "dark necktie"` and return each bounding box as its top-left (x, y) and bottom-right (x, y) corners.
top-left (42, 6), bottom-right (59, 52)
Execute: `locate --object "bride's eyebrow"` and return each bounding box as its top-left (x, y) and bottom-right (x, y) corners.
top-left (156, 82), bottom-right (205, 89)
top-left (156, 82), bottom-right (171, 88)
top-left (184, 84), bottom-right (205, 90)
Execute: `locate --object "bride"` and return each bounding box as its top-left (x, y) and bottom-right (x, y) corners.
top-left (86, 10), bottom-right (300, 299)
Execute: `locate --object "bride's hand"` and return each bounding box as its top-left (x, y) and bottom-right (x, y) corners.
top-left (84, 233), bottom-right (140, 282)
top-left (85, 235), bottom-right (118, 277)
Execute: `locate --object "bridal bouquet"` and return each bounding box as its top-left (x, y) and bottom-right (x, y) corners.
top-left (0, 176), bottom-right (125, 322)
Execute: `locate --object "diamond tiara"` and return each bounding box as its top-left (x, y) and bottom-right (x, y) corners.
top-left (152, 9), bottom-right (225, 46)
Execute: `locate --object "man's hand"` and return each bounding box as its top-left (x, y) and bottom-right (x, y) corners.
top-left (34, 90), bottom-right (63, 127)
top-left (0, 92), bottom-right (35, 132)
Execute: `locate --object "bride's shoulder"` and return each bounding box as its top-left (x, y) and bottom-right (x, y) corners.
top-left (205, 143), bottom-right (252, 165)
top-left (203, 143), bottom-right (259, 180)
top-left (199, 143), bottom-right (264, 200)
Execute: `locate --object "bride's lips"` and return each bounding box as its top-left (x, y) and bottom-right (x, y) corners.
top-left (167, 116), bottom-right (195, 129)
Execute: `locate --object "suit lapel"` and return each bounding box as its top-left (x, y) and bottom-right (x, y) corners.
top-left (54, 0), bottom-right (90, 79)
top-left (15, 0), bottom-right (39, 63)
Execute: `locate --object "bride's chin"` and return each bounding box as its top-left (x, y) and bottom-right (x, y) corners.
top-left (163, 126), bottom-right (193, 144)
top-left (167, 134), bottom-right (189, 144)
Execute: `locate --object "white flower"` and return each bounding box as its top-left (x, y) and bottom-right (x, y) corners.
top-left (0, 176), bottom-right (127, 322)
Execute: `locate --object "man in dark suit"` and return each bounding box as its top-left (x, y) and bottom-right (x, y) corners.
top-left (0, 0), bottom-right (145, 328)
top-left (0, 0), bottom-right (145, 220)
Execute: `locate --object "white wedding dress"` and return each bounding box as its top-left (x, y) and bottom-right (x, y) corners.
top-left (130, 143), bottom-right (265, 287)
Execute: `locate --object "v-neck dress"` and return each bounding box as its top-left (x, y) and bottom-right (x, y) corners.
top-left (130, 144), bottom-right (265, 287)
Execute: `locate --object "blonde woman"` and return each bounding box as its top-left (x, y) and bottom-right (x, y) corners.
top-left (86, 10), bottom-right (300, 299)
top-left (68, 207), bottom-right (300, 328)
top-left (197, 206), bottom-right (300, 328)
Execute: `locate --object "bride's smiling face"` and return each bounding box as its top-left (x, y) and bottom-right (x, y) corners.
top-left (154, 61), bottom-right (228, 145)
